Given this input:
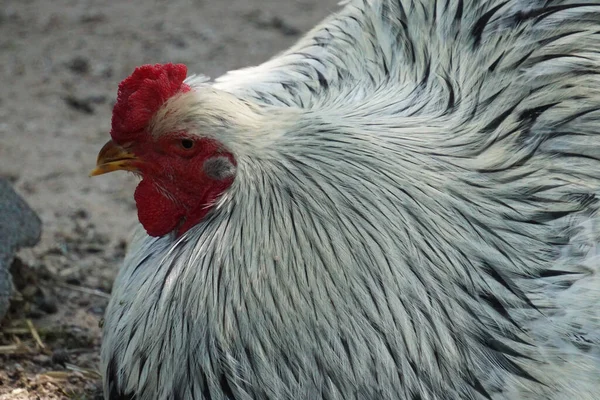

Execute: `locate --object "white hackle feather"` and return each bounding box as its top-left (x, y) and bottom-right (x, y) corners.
top-left (101, 0), bottom-right (600, 399)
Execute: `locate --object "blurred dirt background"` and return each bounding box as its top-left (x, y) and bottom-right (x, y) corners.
top-left (0, 0), bottom-right (338, 397)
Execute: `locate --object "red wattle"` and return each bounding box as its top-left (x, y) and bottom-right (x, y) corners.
top-left (134, 179), bottom-right (186, 237)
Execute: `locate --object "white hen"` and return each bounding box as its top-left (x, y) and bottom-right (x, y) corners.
top-left (94, 0), bottom-right (600, 399)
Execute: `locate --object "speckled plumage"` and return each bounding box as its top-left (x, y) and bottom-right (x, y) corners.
top-left (101, 0), bottom-right (600, 398)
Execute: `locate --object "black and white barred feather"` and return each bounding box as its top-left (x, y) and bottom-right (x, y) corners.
top-left (102, 0), bottom-right (600, 398)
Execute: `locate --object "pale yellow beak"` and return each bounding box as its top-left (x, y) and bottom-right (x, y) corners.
top-left (89, 139), bottom-right (140, 177)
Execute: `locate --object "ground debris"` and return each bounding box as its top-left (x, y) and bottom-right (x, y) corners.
top-left (1, 252), bottom-right (106, 398)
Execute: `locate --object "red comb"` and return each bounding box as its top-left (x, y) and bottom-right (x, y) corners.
top-left (110, 63), bottom-right (191, 142)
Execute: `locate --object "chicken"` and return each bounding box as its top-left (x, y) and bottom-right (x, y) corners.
top-left (91, 0), bottom-right (600, 399)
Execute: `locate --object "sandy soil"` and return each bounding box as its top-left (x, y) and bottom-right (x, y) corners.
top-left (0, 0), bottom-right (338, 397)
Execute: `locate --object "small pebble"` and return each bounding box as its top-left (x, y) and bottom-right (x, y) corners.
top-left (32, 354), bottom-right (51, 365)
top-left (51, 349), bottom-right (70, 366)
top-left (67, 56), bottom-right (90, 75)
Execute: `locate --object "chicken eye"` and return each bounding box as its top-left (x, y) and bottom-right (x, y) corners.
top-left (180, 139), bottom-right (195, 150)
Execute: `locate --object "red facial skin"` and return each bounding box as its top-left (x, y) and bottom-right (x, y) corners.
top-left (128, 134), bottom-right (235, 237)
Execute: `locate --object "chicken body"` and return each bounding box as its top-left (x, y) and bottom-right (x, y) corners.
top-left (100, 0), bottom-right (600, 399)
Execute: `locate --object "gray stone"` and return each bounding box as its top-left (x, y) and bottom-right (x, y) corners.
top-left (0, 178), bottom-right (42, 323)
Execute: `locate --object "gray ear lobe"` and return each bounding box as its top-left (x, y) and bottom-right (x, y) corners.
top-left (203, 156), bottom-right (237, 180)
